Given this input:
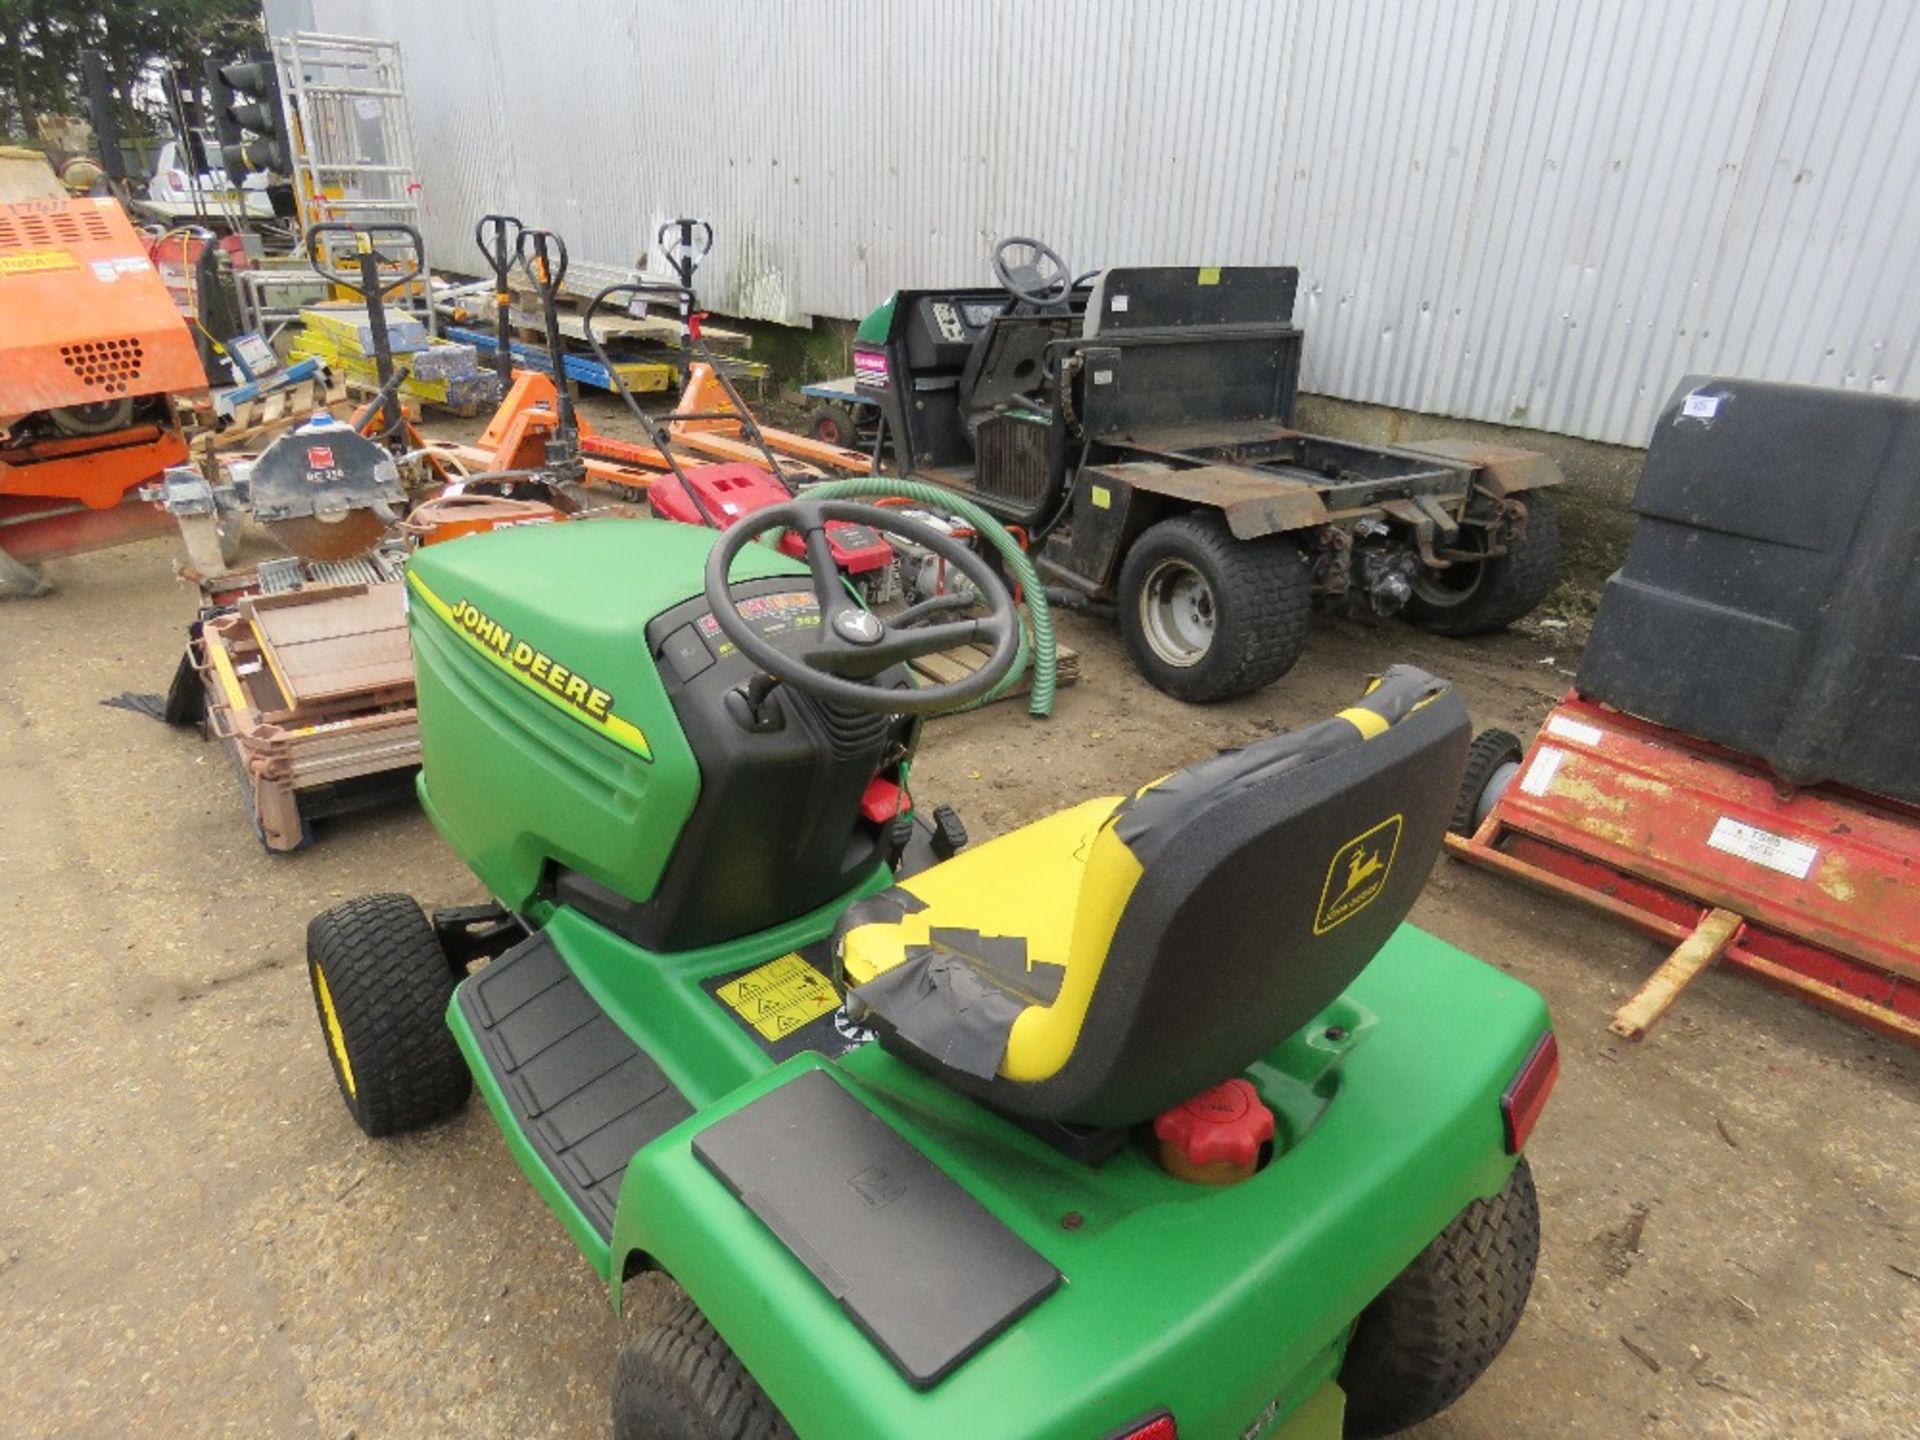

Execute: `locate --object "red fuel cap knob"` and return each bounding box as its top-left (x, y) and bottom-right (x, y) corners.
top-left (1154, 1078), bottom-right (1275, 1183)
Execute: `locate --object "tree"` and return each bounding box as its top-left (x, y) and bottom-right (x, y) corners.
top-left (0, 1), bottom-right (262, 144)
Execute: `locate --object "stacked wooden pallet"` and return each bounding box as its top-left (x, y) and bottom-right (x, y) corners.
top-left (196, 580), bottom-right (419, 851)
top-left (289, 306), bottom-right (495, 416)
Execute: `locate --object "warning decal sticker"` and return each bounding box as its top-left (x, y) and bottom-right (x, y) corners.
top-left (1313, 814), bottom-right (1403, 935)
top-left (714, 953), bottom-right (840, 1041)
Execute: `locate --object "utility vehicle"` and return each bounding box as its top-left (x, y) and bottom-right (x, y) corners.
top-left (307, 497), bottom-right (1558, 1438)
top-left (852, 238), bottom-right (1564, 702)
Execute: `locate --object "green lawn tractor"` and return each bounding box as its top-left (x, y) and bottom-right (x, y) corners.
top-left (306, 497), bottom-right (1559, 1439)
top-left (850, 238), bottom-right (1564, 703)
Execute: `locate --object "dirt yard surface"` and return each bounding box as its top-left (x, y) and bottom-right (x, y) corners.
top-left (2, 526), bottom-right (1915, 1440)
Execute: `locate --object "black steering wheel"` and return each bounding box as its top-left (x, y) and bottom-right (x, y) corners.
top-left (992, 236), bottom-right (1073, 307)
top-left (704, 500), bottom-right (1020, 715)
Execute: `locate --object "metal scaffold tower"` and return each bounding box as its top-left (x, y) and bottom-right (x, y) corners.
top-left (271, 30), bottom-right (433, 329)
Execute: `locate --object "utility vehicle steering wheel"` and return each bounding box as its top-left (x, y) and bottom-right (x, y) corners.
top-left (992, 236), bottom-right (1074, 307)
top-left (704, 499), bottom-right (1021, 715)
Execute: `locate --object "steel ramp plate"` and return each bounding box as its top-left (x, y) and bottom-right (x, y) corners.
top-left (456, 932), bottom-right (693, 1239)
top-left (693, 1067), bottom-right (1060, 1388)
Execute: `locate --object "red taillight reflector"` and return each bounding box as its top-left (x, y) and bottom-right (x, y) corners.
top-left (1105, 1414), bottom-right (1176, 1440)
top-left (1501, 1030), bottom-right (1559, 1153)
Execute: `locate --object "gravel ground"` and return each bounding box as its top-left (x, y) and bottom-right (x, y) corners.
top-left (1, 520), bottom-right (1914, 1440)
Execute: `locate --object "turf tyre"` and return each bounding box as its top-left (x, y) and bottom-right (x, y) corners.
top-left (1339, 1156), bottom-right (1541, 1438)
top-left (1117, 512), bottom-right (1310, 703)
top-left (306, 892), bottom-right (471, 1137)
top-left (613, 1295), bottom-right (793, 1440)
top-left (1449, 728), bottom-right (1524, 836)
top-left (1403, 493), bottom-right (1561, 637)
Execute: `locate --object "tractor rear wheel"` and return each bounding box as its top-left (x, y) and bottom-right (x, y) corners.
top-left (1403, 493), bottom-right (1561, 637)
top-left (306, 893), bottom-right (471, 1137)
top-left (1118, 513), bottom-right (1311, 703)
top-left (613, 1294), bottom-right (793, 1440)
top-left (1339, 1157), bottom-right (1540, 1438)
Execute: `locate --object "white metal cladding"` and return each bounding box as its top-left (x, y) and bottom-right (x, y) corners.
top-left (299, 0), bottom-right (1920, 447)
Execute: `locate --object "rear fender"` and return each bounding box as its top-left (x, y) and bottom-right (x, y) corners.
top-left (1397, 438), bottom-right (1566, 498)
top-left (604, 927), bottom-right (1552, 1440)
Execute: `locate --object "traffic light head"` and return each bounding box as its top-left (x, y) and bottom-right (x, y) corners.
top-left (206, 53), bottom-right (289, 185)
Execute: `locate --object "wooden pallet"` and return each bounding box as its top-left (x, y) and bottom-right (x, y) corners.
top-left (186, 376), bottom-right (345, 452)
top-left (911, 639), bottom-right (1080, 708)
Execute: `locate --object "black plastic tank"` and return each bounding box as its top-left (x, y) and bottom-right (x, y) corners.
top-left (1577, 376), bottom-right (1920, 805)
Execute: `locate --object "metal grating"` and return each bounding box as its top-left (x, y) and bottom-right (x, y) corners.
top-left (972, 416), bottom-right (1054, 509)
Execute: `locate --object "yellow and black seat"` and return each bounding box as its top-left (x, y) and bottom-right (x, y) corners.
top-left (836, 666), bottom-right (1469, 1127)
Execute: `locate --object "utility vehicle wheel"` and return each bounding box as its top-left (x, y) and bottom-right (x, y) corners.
top-left (306, 893), bottom-right (471, 1137)
top-left (1339, 1157), bottom-right (1540, 1438)
top-left (1117, 513), bottom-right (1310, 703)
top-left (613, 1295), bottom-right (793, 1440)
top-left (1449, 728), bottom-right (1524, 836)
top-left (1403, 493), bottom-right (1561, 637)
top-left (806, 403), bottom-right (862, 450)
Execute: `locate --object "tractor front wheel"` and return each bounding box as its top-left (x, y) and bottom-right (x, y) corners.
top-left (1339, 1156), bottom-right (1541, 1438)
top-left (613, 1294), bottom-right (793, 1440)
top-left (1117, 513), bottom-right (1311, 703)
top-left (306, 893), bottom-right (471, 1137)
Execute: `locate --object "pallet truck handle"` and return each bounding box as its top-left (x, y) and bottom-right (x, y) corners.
top-left (474, 214), bottom-right (525, 393)
top-left (474, 213), bottom-right (525, 276)
top-left (304, 222), bottom-right (425, 298)
top-left (513, 229), bottom-right (584, 480)
top-left (582, 281), bottom-right (719, 526)
top-left (514, 227), bottom-right (570, 300)
top-left (656, 218), bottom-right (713, 270)
top-left (305, 222), bottom-right (424, 452)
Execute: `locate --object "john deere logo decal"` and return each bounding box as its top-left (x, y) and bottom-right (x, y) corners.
top-left (1314, 815), bottom-right (1403, 934)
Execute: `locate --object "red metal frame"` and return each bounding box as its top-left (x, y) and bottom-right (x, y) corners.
top-left (1448, 693), bottom-right (1919, 1044)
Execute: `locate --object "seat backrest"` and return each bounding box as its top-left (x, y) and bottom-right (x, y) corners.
top-left (958, 313), bottom-right (1068, 418)
top-left (1006, 667), bottom-right (1468, 1127)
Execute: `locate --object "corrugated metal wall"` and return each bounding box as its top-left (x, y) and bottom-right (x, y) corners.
top-left (298, 0), bottom-right (1920, 446)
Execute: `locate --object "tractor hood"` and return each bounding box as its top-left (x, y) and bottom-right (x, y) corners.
top-left (406, 518), bottom-right (804, 913)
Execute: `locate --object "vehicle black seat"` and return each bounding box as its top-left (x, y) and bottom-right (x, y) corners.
top-left (1578, 377), bottom-right (1920, 803)
top-left (836, 666), bottom-right (1469, 1127)
top-left (958, 314), bottom-right (1067, 419)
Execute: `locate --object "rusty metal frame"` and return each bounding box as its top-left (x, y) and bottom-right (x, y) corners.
top-left (1448, 693), bottom-right (1920, 1045)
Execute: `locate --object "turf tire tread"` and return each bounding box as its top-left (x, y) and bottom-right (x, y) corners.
top-left (306, 892), bottom-right (471, 1138)
top-left (614, 1295), bottom-right (794, 1440)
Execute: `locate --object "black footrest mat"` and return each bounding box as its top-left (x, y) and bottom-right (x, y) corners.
top-left (694, 1068), bottom-right (1060, 1387)
top-left (457, 931), bottom-right (692, 1239)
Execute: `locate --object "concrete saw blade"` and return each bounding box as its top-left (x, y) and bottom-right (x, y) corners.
top-left (263, 507), bottom-right (392, 562)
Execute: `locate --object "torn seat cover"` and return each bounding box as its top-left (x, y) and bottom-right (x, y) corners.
top-left (835, 665), bottom-right (1461, 1118)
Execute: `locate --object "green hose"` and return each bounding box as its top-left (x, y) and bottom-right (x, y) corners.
top-left (805, 477), bottom-right (1056, 718)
